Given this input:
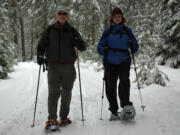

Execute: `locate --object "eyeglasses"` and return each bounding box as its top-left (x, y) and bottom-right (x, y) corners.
top-left (58, 12), bottom-right (67, 16)
top-left (113, 15), bottom-right (122, 19)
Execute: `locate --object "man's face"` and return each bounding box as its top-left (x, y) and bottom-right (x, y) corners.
top-left (56, 11), bottom-right (68, 24)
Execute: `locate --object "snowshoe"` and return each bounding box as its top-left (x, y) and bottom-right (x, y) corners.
top-left (109, 112), bottom-right (119, 121)
top-left (45, 120), bottom-right (60, 131)
top-left (59, 118), bottom-right (72, 126)
top-left (119, 105), bottom-right (136, 120)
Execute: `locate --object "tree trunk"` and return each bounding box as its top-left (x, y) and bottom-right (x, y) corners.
top-left (91, 14), bottom-right (95, 46)
top-left (43, 0), bottom-right (48, 29)
top-left (19, 16), bottom-right (26, 61)
top-left (30, 19), bottom-right (34, 60)
top-left (10, 0), bottom-right (19, 58)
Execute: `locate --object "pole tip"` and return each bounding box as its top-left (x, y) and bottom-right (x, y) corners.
top-left (141, 105), bottom-right (146, 111)
top-left (82, 119), bottom-right (85, 121)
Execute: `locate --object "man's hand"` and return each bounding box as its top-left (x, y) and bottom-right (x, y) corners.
top-left (73, 37), bottom-right (86, 51)
top-left (37, 55), bottom-right (44, 65)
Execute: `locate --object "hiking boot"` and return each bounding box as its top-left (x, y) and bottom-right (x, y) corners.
top-left (59, 118), bottom-right (72, 126)
top-left (109, 112), bottom-right (119, 121)
top-left (45, 119), bottom-right (60, 131)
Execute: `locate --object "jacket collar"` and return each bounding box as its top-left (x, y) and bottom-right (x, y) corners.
top-left (111, 22), bottom-right (125, 32)
top-left (52, 21), bottom-right (71, 32)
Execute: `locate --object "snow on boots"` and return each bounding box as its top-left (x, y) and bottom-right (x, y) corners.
top-left (119, 105), bottom-right (136, 120)
top-left (110, 112), bottom-right (119, 121)
top-left (110, 105), bottom-right (136, 121)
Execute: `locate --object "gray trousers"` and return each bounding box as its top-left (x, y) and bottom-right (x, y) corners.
top-left (47, 62), bottom-right (76, 120)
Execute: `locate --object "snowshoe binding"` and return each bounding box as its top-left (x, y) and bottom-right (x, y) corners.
top-left (59, 118), bottom-right (72, 127)
top-left (45, 120), bottom-right (60, 132)
top-left (119, 105), bottom-right (136, 120)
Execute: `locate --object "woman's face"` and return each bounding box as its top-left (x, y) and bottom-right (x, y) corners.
top-left (113, 14), bottom-right (122, 24)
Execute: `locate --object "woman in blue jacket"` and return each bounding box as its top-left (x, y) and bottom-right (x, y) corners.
top-left (97, 7), bottom-right (139, 120)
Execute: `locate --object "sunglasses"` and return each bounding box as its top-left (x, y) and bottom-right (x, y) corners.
top-left (113, 15), bottom-right (122, 19)
top-left (58, 12), bottom-right (67, 16)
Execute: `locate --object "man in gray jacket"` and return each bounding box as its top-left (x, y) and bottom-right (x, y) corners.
top-left (37, 8), bottom-right (86, 131)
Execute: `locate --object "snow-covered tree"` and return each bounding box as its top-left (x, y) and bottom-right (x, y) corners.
top-left (132, 0), bottom-right (169, 86)
top-left (115, 0), bottom-right (169, 87)
top-left (0, 2), bottom-right (15, 79)
top-left (0, 0), bottom-right (174, 86)
top-left (156, 0), bottom-right (180, 68)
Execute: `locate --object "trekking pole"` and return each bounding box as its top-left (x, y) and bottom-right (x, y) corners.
top-left (76, 49), bottom-right (85, 124)
top-left (100, 69), bottom-right (105, 120)
top-left (31, 65), bottom-right (42, 127)
top-left (129, 49), bottom-right (145, 111)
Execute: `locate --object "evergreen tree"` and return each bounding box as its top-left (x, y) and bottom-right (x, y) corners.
top-left (0, 2), bottom-right (15, 79)
top-left (132, 0), bottom-right (168, 86)
top-left (115, 0), bottom-right (169, 86)
top-left (0, 0), bottom-right (174, 87)
top-left (69, 0), bottom-right (102, 63)
top-left (156, 0), bottom-right (180, 68)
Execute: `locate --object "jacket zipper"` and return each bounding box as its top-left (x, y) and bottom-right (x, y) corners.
top-left (58, 24), bottom-right (63, 62)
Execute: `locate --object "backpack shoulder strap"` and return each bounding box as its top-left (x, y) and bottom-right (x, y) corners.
top-left (106, 25), bottom-right (113, 37)
top-left (123, 25), bottom-right (131, 38)
top-left (123, 25), bottom-right (134, 50)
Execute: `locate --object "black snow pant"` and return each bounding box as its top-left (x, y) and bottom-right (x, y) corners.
top-left (104, 61), bottom-right (133, 114)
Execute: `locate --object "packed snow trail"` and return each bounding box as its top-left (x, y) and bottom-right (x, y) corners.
top-left (0, 62), bottom-right (180, 135)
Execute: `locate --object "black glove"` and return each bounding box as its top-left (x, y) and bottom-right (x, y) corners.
top-left (73, 37), bottom-right (86, 51)
top-left (129, 41), bottom-right (134, 53)
top-left (73, 38), bottom-right (79, 47)
top-left (37, 55), bottom-right (44, 65)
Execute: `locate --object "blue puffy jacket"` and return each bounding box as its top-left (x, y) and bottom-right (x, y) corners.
top-left (97, 23), bottom-right (139, 64)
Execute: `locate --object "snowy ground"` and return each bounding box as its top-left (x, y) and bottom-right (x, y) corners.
top-left (0, 61), bottom-right (180, 135)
